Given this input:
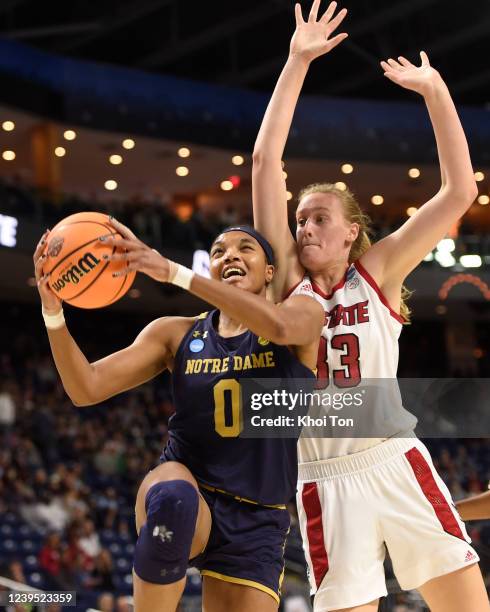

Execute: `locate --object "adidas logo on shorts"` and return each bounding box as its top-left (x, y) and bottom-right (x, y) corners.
top-left (465, 550), bottom-right (476, 562)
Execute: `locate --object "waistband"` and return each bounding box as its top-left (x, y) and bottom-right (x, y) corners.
top-left (298, 431), bottom-right (417, 481)
top-left (198, 482), bottom-right (287, 510)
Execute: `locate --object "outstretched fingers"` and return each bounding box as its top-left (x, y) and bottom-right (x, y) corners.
top-left (108, 216), bottom-right (137, 240)
top-left (328, 32), bottom-right (349, 50)
top-left (294, 3), bottom-right (304, 26)
top-left (325, 6), bottom-right (347, 34)
top-left (308, 0), bottom-right (322, 22)
top-left (420, 50), bottom-right (430, 66)
top-left (319, 0), bottom-right (338, 24)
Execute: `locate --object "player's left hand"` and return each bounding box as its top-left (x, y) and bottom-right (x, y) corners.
top-left (380, 51), bottom-right (443, 97)
top-left (102, 217), bottom-right (171, 282)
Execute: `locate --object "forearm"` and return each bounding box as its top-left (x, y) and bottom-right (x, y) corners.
top-left (456, 491), bottom-right (490, 521)
top-left (253, 54), bottom-right (310, 161)
top-left (46, 325), bottom-right (95, 405)
top-left (424, 80), bottom-right (477, 201)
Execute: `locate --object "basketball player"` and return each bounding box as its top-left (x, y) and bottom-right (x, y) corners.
top-left (252, 1), bottom-right (489, 610)
top-left (33, 221), bottom-right (323, 612)
top-left (457, 491), bottom-right (490, 521)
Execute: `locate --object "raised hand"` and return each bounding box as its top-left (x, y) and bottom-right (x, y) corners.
top-left (33, 229), bottom-right (62, 314)
top-left (290, 0), bottom-right (348, 64)
top-left (103, 217), bottom-right (171, 282)
top-left (380, 51), bottom-right (443, 97)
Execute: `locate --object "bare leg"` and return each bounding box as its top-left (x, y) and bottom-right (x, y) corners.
top-left (202, 575), bottom-right (279, 612)
top-left (418, 564), bottom-right (490, 612)
top-left (133, 462), bottom-right (212, 612)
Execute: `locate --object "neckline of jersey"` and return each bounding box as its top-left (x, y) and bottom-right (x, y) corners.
top-left (211, 309), bottom-right (250, 345)
top-left (309, 264), bottom-right (352, 300)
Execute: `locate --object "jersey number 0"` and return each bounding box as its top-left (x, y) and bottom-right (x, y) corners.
top-left (213, 379), bottom-right (243, 437)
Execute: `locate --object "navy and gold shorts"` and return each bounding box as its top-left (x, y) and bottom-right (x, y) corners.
top-left (190, 485), bottom-right (291, 604)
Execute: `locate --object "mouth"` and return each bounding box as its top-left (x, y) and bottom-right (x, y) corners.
top-left (222, 266), bottom-right (246, 280)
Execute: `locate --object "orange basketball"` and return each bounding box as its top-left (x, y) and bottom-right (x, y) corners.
top-left (43, 212), bottom-right (136, 309)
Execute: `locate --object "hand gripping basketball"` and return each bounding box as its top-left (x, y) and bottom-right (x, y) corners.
top-left (33, 229), bottom-right (62, 314)
top-left (103, 217), bottom-right (172, 283)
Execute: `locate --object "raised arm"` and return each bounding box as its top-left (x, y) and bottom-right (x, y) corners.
top-left (107, 218), bottom-right (325, 348)
top-left (361, 52), bottom-right (478, 297)
top-left (34, 232), bottom-right (176, 407)
top-left (252, 0), bottom-right (348, 299)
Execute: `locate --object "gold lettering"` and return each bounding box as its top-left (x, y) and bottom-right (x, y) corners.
top-left (251, 353), bottom-right (265, 369)
top-left (221, 357), bottom-right (230, 372)
top-left (185, 360), bottom-right (196, 374)
top-left (193, 359), bottom-right (203, 374)
top-left (242, 355), bottom-right (252, 370)
top-left (233, 356), bottom-right (243, 371)
top-left (212, 359), bottom-right (222, 373)
top-left (265, 351), bottom-right (275, 368)
top-left (202, 358), bottom-right (212, 373)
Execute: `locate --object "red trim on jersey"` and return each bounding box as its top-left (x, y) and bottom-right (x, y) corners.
top-left (302, 483), bottom-right (329, 588)
top-left (405, 447), bottom-right (465, 541)
top-left (354, 260), bottom-right (405, 324)
top-left (310, 266), bottom-right (350, 300)
top-left (283, 279), bottom-right (303, 300)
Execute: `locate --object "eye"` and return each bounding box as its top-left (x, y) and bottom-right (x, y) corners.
top-left (241, 245), bottom-right (253, 251)
top-left (211, 248), bottom-right (223, 257)
top-left (316, 215), bottom-right (327, 224)
top-left (297, 218), bottom-right (306, 227)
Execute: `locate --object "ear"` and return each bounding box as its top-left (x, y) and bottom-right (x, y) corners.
top-left (347, 222), bottom-right (360, 244)
top-left (265, 264), bottom-right (275, 284)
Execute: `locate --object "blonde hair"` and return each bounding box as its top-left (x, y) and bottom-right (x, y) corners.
top-left (298, 182), bottom-right (412, 323)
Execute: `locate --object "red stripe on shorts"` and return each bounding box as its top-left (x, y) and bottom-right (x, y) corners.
top-left (405, 447), bottom-right (465, 540)
top-left (302, 482), bottom-right (329, 588)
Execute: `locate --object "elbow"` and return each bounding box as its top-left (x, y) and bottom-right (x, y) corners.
top-left (444, 181), bottom-right (478, 210)
top-left (70, 394), bottom-right (94, 407)
top-left (252, 148), bottom-right (276, 169)
top-left (252, 149), bottom-right (264, 167)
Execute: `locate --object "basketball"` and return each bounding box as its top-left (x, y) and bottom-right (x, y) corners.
top-left (42, 212), bottom-right (136, 309)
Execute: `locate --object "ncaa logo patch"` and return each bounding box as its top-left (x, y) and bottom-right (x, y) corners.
top-left (347, 277), bottom-right (360, 290)
top-left (189, 338), bottom-right (205, 353)
top-left (258, 337), bottom-right (270, 346)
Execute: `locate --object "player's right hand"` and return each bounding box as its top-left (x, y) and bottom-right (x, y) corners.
top-left (33, 229), bottom-right (62, 314)
top-left (290, 0), bottom-right (348, 64)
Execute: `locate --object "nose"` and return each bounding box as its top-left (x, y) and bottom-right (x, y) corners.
top-left (223, 247), bottom-right (240, 263)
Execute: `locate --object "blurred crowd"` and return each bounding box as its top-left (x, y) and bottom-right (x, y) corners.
top-left (0, 300), bottom-right (489, 611)
top-left (1, 175), bottom-right (488, 257)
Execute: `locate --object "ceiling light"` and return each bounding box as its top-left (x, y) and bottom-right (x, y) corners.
top-left (104, 180), bottom-right (117, 191)
top-left (122, 139), bottom-right (135, 150)
top-left (176, 166), bottom-right (189, 177)
top-left (371, 195), bottom-right (384, 205)
top-left (221, 180), bottom-right (233, 191)
top-left (63, 130), bottom-right (76, 141)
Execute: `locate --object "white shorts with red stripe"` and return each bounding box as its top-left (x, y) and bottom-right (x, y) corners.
top-left (297, 436), bottom-right (479, 611)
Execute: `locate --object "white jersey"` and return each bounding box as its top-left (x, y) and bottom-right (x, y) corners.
top-left (289, 260), bottom-right (416, 460)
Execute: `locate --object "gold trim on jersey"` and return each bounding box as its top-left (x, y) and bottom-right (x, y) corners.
top-left (201, 570), bottom-right (280, 604)
top-left (198, 482), bottom-right (287, 510)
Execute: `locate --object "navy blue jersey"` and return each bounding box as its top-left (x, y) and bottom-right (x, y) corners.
top-left (161, 310), bottom-right (315, 506)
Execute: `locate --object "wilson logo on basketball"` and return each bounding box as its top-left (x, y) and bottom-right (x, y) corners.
top-left (47, 236), bottom-right (64, 258)
top-left (52, 252), bottom-right (101, 291)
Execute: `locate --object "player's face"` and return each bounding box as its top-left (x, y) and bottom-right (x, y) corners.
top-left (209, 231), bottom-right (273, 294)
top-left (296, 193), bottom-right (359, 272)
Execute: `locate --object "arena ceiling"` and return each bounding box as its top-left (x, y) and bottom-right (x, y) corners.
top-left (0, 0), bottom-right (489, 106)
